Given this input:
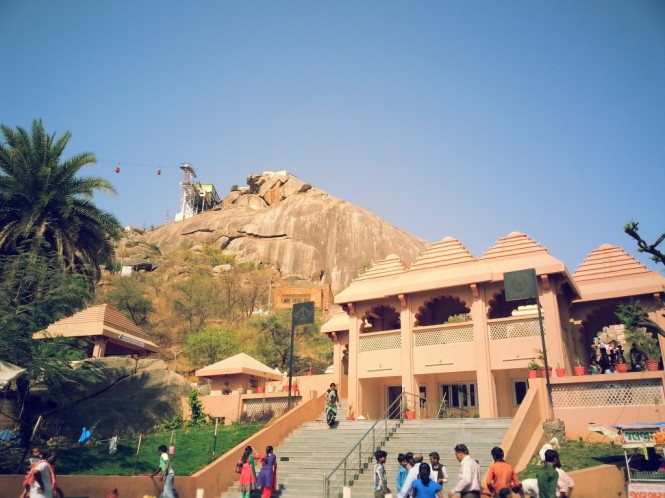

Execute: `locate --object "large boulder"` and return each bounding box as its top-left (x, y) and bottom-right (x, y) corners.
top-left (38, 358), bottom-right (191, 439)
top-left (143, 172), bottom-right (426, 291)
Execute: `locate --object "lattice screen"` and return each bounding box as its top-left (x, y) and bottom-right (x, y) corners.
top-left (414, 325), bottom-right (474, 347)
top-left (243, 398), bottom-right (299, 416)
top-left (551, 380), bottom-right (664, 408)
top-left (489, 319), bottom-right (542, 340)
top-left (359, 332), bottom-right (401, 352)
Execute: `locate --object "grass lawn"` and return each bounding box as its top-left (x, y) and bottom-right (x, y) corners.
top-left (0, 423), bottom-right (263, 476)
top-left (519, 440), bottom-right (625, 479)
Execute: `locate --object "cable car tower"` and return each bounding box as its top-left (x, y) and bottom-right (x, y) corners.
top-left (174, 163), bottom-right (220, 222)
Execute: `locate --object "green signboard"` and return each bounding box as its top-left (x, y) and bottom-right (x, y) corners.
top-left (504, 269), bottom-right (538, 301)
top-left (292, 301), bottom-right (315, 326)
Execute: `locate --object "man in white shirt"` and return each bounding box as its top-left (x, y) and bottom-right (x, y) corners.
top-left (448, 444), bottom-right (481, 498)
top-left (397, 453), bottom-right (424, 498)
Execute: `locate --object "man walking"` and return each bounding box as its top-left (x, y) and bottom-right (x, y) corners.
top-left (536, 450), bottom-right (558, 498)
top-left (448, 444), bottom-right (481, 498)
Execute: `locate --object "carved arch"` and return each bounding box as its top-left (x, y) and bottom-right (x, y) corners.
top-left (487, 290), bottom-right (536, 319)
top-left (414, 295), bottom-right (470, 327)
top-left (360, 304), bottom-right (401, 333)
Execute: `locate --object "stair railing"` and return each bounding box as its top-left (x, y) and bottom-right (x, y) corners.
top-left (322, 394), bottom-right (404, 498)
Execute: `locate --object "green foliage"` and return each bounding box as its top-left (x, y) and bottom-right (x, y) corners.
top-left (0, 246), bottom-right (92, 370)
top-left (1, 423), bottom-right (265, 476)
top-left (183, 327), bottom-right (241, 367)
top-left (520, 440), bottom-right (623, 479)
top-left (230, 184), bottom-right (239, 191)
top-left (0, 120), bottom-right (122, 281)
top-left (154, 413), bottom-right (184, 432)
top-left (616, 299), bottom-right (665, 342)
top-left (187, 389), bottom-right (208, 427)
top-left (248, 308), bottom-right (331, 374)
top-left (172, 272), bottom-right (223, 335)
top-left (103, 275), bottom-right (155, 326)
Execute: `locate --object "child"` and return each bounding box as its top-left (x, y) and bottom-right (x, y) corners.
top-left (238, 446), bottom-right (257, 498)
top-left (396, 453), bottom-right (409, 493)
top-left (150, 445), bottom-right (175, 498)
top-left (374, 450), bottom-right (389, 498)
top-left (536, 449), bottom-right (559, 498)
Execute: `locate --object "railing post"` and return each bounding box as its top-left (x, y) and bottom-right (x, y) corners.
top-left (372, 427), bottom-right (376, 455)
top-left (358, 441), bottom-right (362, 475)
top-left (323, 473), bottom-right (327, 498)
top-left (343, 458), bottom-right (347, 486)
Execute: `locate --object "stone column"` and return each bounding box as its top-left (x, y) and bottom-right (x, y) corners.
top-left (92, 336), bottom-right (108, 358)
top-left (472, 284), bottom-right (498, 418)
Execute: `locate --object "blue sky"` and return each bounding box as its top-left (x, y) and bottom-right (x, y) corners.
top-left (2, 1), bottom-right (664, 273)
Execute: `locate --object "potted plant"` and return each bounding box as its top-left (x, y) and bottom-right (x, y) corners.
top-left (401, 397), bottom-right (416, 420)
top-left (573, 358), bottom-right (585, 376)
top-left (534, 349), bottom-right (552, 378)
top-left (527, 360), bottom-right (539, 379)
top-left (555, 362), bottom-right (566, 377)
top-left (346, 403), bottom-right (355, 421)
top-left (616, 355), bottom-right (629, 373)
top-left (626, 327), bottom-right (662, 371)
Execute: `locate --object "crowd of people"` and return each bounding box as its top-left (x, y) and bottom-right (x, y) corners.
top-left (372, 441), bottom-right (574, 498)
top-left (588, 338), bottom-right (651, 374)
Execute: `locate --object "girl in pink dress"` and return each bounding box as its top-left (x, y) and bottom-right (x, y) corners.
top-left (238, 447), bottom-right (257, 498)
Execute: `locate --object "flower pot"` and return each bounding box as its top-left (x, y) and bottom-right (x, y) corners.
top-left (645, 359), bottom-right (660, 371)
top-left (574, 366), bottom-right (585, 376)
top-left (257, 386), bottom-right (265, 393)
top-left (405, 410), bottom-right (416, 420)
top-left (528, 369), bottom-right (538, 379)
top-left (555, 368), bottom-right (566, 377)
top-left (237, 387), bottom-right (245, 394)
top-left (616, 363), bottom-right (629, 373)
top-left (538, 367), bottom-right (552, 378)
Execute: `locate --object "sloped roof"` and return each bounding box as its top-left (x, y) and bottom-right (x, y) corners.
top-left (409, 237), bottom-right (476, 271)
top-left (195, 353), bottom-right (283, 380)
top-left (573, 244), bottom-right (665, 302)
top-left (321, 310), bottom-right (350, 333)
top-left (482, 231), bottom-right (549, 260)
top-left (335, 254), bottom-right (408, 302)
top-left (34, 304), bottom-right (158, 352)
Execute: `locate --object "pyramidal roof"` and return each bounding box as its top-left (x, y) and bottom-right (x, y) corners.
top-left (44, 304), bottom-right (148, 338)
top-left (574, 244), bottom-right (653, 281)
top-left (409, 237), bottom-right (476, 271)
top-left (482, 232), bottom-right (549, 260)
top-left (354, 254), bottom-right (408, 281)
top-left (196, 352), bottom-right (283, 380)
top-left (573, 244), bottom-right (665, 302)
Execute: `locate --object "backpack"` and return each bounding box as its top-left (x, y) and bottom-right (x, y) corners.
top-left (235, 459), bottom-right (243, 473)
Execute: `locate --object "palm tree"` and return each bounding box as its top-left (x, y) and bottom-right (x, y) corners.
top-left (0, 119), bottom-right (121, 280)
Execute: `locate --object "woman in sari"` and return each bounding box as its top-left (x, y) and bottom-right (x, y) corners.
top-left (325, 383), bottom-right (339, 428)
top-left (257, 445), bottom-right (277, 498)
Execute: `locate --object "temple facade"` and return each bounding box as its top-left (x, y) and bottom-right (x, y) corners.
top-left (322, 232), bottom-right (665, 419)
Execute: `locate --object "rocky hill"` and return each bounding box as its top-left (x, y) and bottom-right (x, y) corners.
top-left (138, 171), bottom-right (427, 292)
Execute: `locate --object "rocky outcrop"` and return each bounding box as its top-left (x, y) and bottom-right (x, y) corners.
top-left (37, 358), bottom-right (191, 438)
top-left (142, 171), bottom-right (427, 291)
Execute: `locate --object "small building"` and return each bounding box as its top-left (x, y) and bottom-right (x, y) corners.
top-left (34, 304), bottom-right (159, 358)
top-left (196, 353), bottom-right (284, 395)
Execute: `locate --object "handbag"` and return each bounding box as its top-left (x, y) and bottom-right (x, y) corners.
top-left (235, 459), bottom-right (243, 473)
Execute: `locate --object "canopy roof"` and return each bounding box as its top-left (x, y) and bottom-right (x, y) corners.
top-left (34, 304), bottom-right (159, 353)
top-left (196, 353), bottom-right (283, 380)
top-left (0, 360), bottom-right (26, 388)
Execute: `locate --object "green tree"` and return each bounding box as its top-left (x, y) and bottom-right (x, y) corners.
top-left (183, 327), bottom-right (241, 367)
top-left (249, 309), bottom-right (322, 373)
top-left (0, 120), bottom-right (122, 280)
top-left (171, 271), bottom-right (222, 335)
top-left (103, 275), bottom-right (155, 326)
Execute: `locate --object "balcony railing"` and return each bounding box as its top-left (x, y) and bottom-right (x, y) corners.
top-left (488, 316), bottom-right (543, 340)
top-left (413, 322), bottom-right (474, 347)
top-left (359, 330), bottom-right (401, 353)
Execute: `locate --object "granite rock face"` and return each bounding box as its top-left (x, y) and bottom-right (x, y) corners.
top-left (143, 172), bottom-right (427, 292)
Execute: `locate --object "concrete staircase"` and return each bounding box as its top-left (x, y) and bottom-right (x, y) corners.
top-left (221, 404), bottom-right (512, 498)
top-left (348, 418), bottom-right (513, 498)
top-left (220, 401), bottom-right (381, 498)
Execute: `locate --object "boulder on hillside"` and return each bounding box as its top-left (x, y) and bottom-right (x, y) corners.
top-left (141, 172), bottom-right (427, 291)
